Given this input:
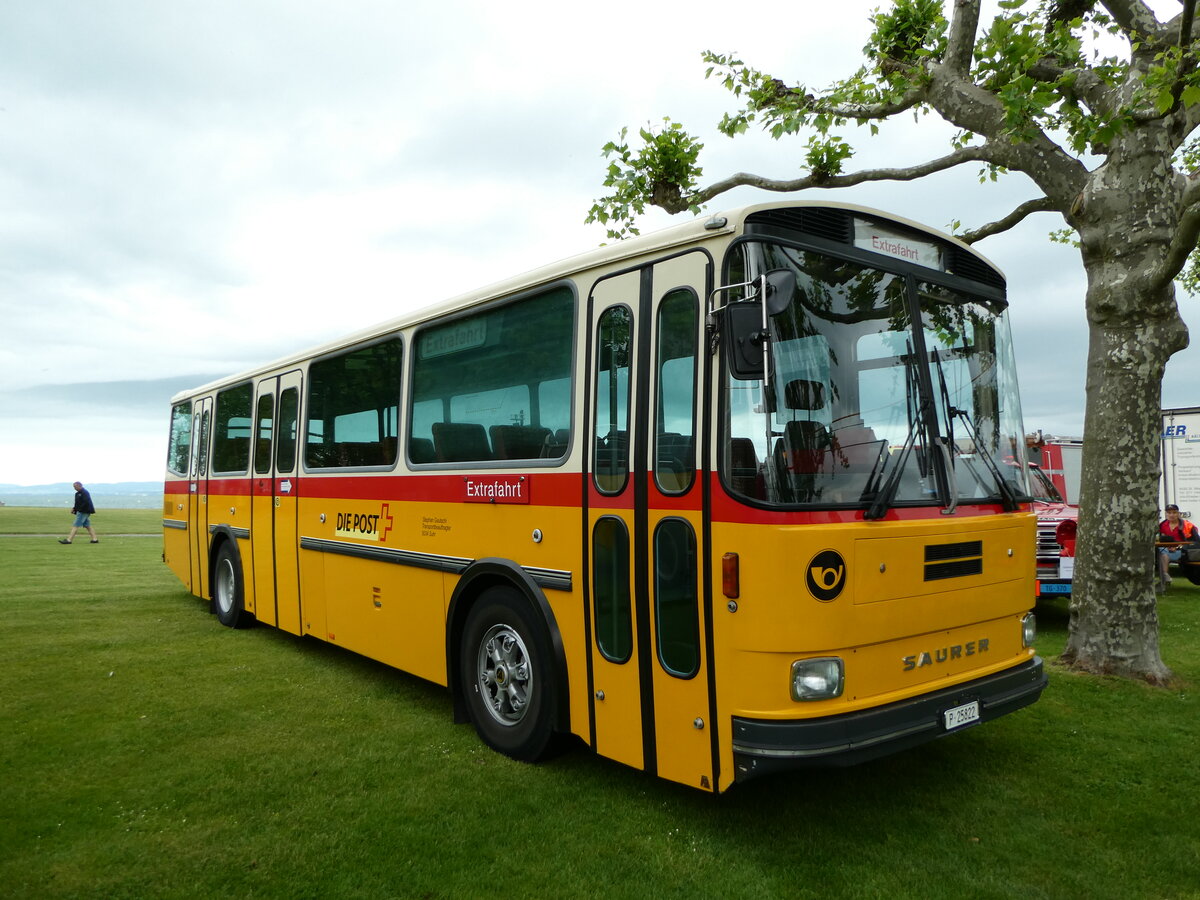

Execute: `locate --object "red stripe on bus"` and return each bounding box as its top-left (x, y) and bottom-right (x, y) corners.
top-left (165, 472), bottom-right (1016, 521)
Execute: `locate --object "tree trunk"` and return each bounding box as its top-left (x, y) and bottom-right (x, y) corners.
top-left (1061, 234), bottom-right (1186, 683)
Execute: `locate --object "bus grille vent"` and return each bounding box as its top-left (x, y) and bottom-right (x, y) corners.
top-left (946, 247), bottom-right (1006, 289)
top-left (924, 540), bottom-right (983, 580)
top-left (746, 207), bottom-right (853, 244)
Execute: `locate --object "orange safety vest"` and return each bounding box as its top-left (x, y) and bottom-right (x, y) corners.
top-left (1160, 518), bottom-right (1198, 542)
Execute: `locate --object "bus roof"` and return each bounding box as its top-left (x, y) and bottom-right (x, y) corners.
top-left (170, 199), bottom-right (1002, 402)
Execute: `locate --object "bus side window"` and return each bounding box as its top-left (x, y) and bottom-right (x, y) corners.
top-left (593, 305), bottom-right (632, 494)
top-left (167, 402), bottom-right (192, 476)
top-left (275, 387), bottom-right (299, 473)
top-left (254, 393), bottom-right (273, 475)
top-left (410, 287), bottom-right (575, 466)
top-left (305, 338), bottom-right (402, 470)
top-left (655, 289), bottom-right (698, 494)
top-left (654, 518), bottom-right (699, 678)
top-left (213, 383), bottom-right (253, 474)
top-left (195, 409), bottom-right (210, 478)
top-left (593, 516), bottom-right (632, 662)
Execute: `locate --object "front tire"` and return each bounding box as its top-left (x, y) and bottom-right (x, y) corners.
top-left (212, 543), bottom-right (252, 628)
top-left (460, 586), bottom-right (557, 762)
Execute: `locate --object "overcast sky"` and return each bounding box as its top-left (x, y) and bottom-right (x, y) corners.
top-left (1, 0), bottom-right (1195, 487)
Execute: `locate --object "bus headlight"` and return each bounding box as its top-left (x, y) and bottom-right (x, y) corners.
top-left (1022, 612), bottom-right (1037, 648)
top-left (790, 657), bottom-right (844, 701)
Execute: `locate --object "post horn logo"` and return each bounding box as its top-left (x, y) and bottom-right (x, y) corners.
top-left (806, 549), bottom-right (846, 601)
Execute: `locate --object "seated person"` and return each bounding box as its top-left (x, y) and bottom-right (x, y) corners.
top-left (1156, 503), bottom-right (1199, 589)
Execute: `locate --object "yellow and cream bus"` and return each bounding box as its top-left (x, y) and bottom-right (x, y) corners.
top-left (163, 201), bottom-right (1046, 792)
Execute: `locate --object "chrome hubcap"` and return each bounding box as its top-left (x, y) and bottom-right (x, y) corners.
top-left (476, 624), bottom-right (532, 727)
top-left (215, 558), bottom-right (235, 615)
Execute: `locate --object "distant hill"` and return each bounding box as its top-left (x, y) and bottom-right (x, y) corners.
top-left (0, 482), bottom-right (162, 509)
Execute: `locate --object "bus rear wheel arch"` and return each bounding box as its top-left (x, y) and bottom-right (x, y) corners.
top-left (459, 585), bottom-right (559, 762)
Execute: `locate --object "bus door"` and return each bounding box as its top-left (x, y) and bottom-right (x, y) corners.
top-left (188, 397), bottom-right (213, 599)
top-left (250, 371), bottom-right (304, 635)
top-left (251, 379), bottom-right (279, 627)
top-left (586, 250), bottom-right (715, 789)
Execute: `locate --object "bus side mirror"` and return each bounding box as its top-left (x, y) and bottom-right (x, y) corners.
top-left (721, 269), bottom-right (795, 380)
top-left (723, 302), bottom-right (769, 381)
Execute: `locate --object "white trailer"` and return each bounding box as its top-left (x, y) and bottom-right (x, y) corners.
top-left (1160, 407), bottom-right (1200, 516)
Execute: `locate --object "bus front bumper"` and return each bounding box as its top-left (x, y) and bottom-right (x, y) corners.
top-left (731, 656), bottom-right (1046, 782)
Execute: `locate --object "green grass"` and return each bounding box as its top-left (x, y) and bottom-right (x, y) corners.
top-left (1, 525), bottom-right (1198, 899)
top-left (0, 506), bottom-right (160, 535)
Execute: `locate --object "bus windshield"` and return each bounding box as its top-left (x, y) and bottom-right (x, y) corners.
top-left (723, 241), bottom-right (1029, 510)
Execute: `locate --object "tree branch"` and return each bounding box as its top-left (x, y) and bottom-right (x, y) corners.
top-left (1150, 182), bottom-right (1200, 290)
top-left (1027, 57), bottom-right (1116, 116)
top-left (683, 144), bottom-right (996, 209)
top-left (958, 196), bottom-right (1062, 243)
top-left (797, 84), bottom-right (927, 124)
top-left (1167, 0), bottom-right (1198, 116)
top-left (945, 0), bottom-right (982, 75)
top-left (1102, 0), bottom-right (1167, 44)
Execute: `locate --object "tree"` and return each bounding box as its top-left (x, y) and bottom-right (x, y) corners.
top-left (588, 0), bottom-right (1200, 683)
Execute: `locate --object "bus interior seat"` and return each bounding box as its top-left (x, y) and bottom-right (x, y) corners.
top-left (780, 420), bottom-right (833, 474)
top-left (255, 438), bottom-right (271, 469)
top-left (775, 379), bottom-right (832, 476)
top-left (656, 432), bottom-right (694, 478)
top-left (784, 378), bottom-right (826, 412)
top-left (541, 429), bottom-right (570, 458)
top-left (214, 437), bottom-right (250, 473)
top-left (408, 437), bottom-right (435, 464)
top-left (594, 430), bottom-right (628, 473)
top-left (335, 440), bottom-right (396, 467)
top-left (489, 425), bottom-right (551, 460)
top-left (379, 437), bottom-right (398, 465)
top-left (831, 425), bottom-right (886, 473)
top-left (432, 422), bottom-right (492, 462)
top-left (729, 437), bottom-right (761, 496)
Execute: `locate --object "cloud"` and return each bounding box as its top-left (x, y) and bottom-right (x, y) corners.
top-left (2, 0), bottom-right (1197, 485)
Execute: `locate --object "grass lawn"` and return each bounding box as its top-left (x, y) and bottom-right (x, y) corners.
top-left (1, 509), bottom-right (1197, 898)
top-left (0, 505), bottom-right (161, 535)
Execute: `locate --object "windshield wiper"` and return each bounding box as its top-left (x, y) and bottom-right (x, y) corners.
top-left (929, 349), bottom-right (1020, 512)
top-left (864, 343), bottom-right (926, 520)
top-left (930, 350), bottom-right (959, 515)
top-left (864, 411), bottom-right (921, 520)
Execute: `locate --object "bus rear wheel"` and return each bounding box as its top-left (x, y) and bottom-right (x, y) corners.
top-left (212, 543), bottom-right (251, 629)
top-left (460, 587), bottom-right (557, 762)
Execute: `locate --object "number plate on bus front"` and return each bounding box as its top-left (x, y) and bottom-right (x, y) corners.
top-left (943, 700), bottom-right (980, 731)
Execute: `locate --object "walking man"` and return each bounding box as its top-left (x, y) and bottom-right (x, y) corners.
top-left (59, 481), bottom-right (98, 544)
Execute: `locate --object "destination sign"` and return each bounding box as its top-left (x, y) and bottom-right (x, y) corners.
top-left (854, 221), bottom-right (943, 270)
top-left (420, 319), bottom-right (487, 358)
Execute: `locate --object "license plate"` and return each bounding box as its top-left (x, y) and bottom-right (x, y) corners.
top-left (943, 700), bottom-right (980, 731)
top-left (1040, 582), bottom-right (1072, 594)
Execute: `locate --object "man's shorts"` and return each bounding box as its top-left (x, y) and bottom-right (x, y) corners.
top-left (73, 513), bottom-right (91, 528)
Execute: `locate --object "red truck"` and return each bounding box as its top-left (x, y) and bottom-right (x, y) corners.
top-left (1029, 462), bottom-right (1078, 600)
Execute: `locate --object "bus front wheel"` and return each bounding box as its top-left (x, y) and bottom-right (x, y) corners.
top-left (212, 543), bottom-right (251, 629)
top-left (460, 587), bottom-right (557, 762)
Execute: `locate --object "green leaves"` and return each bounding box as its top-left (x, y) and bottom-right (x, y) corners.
top-left (804, 135), bottom-right (852, 180)
top-left (588, 0), bottom-right (1200, 259)
top-left (585, 119), bottom-right (704, 240)
top-left (866, 0), bottom-right (947, 67)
